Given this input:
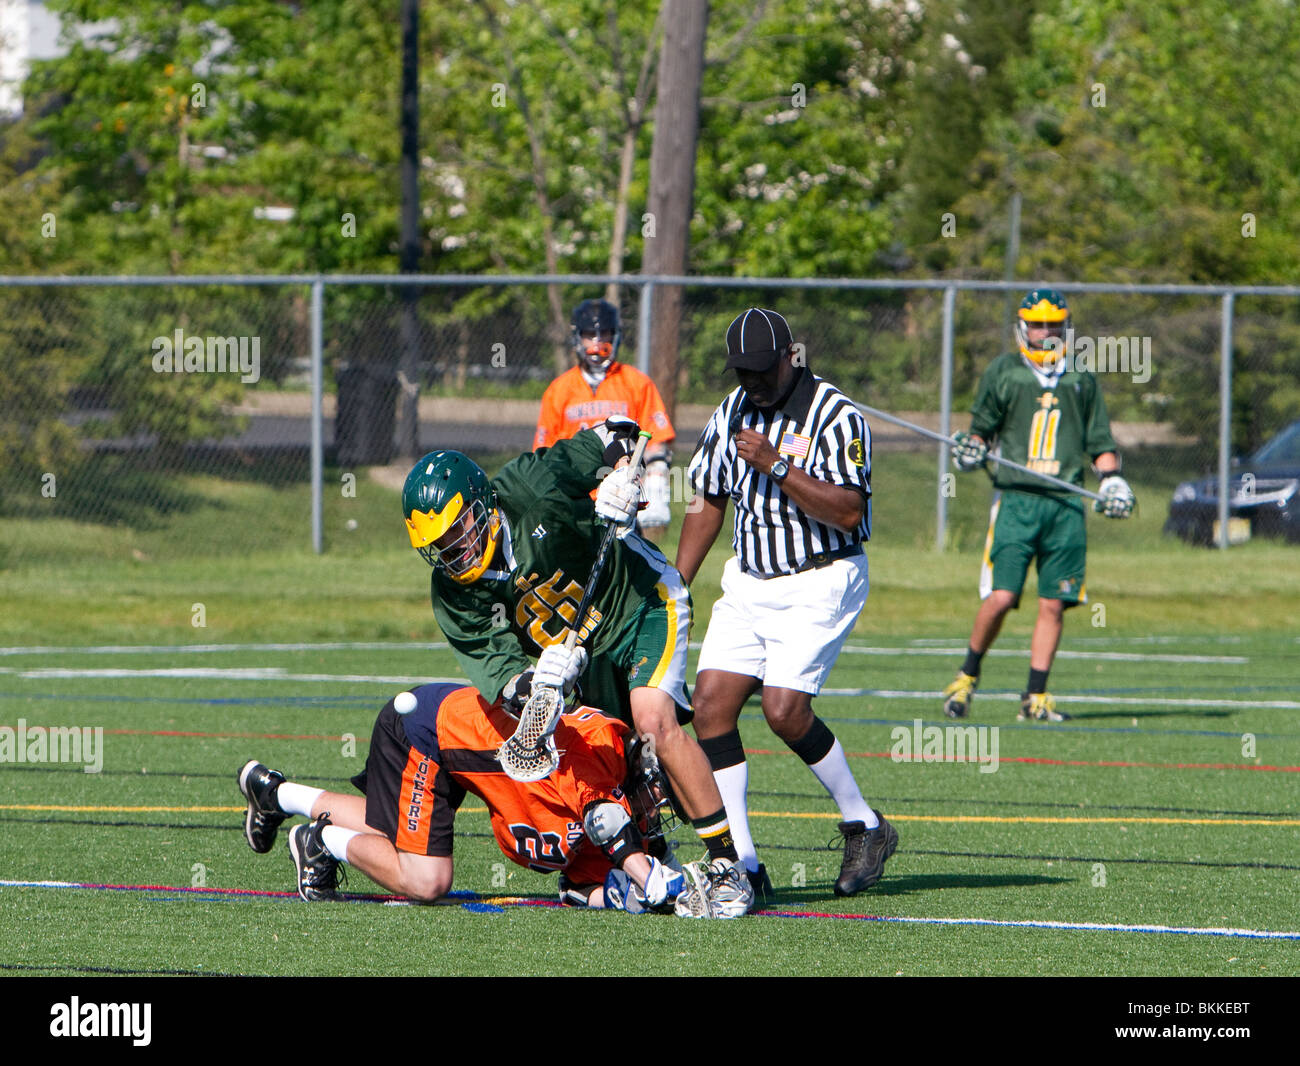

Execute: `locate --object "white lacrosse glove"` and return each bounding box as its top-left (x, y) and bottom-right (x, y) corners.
top-left (1094, 474), bottom-right (1135, 519)
top-left (641, 856), bottom-right (685, 908)
top-left (951, 431), bottom-right (988, 472)
top-left (533, 643), bottom-right (588, 695)
top-left (595, 466), bottom-right (641, 536)
top-left (601, 858), bottom-right (684, 913)
top-left (638, 460), bottom-right (672, 529)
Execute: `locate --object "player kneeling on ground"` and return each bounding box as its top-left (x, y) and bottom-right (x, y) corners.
top-left (238, 681), bottom-right (734, 916)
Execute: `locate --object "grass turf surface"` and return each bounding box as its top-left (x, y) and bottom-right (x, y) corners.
top-left (1, 636), bottom-right (1297, 977)
top-left (2, 450), bottom-right (1298, 976)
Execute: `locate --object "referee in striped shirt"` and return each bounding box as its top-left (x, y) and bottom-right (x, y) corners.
top-left (676, 307), bottom-right (898, 903)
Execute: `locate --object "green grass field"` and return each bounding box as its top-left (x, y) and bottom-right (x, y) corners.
top-left (2, 450), bottom-right (1298, 977)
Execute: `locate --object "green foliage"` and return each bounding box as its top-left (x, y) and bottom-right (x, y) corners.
top-left (5, 0), bottom-right (1300, 456)
top-left (0, 290), bottom-right (83, 483)
top-left (691, 0), bottom-right (916, 278)
top-left (26, 0), bottom-right (405, 275)
top-left (936, 0), bottom-right (1300, 285)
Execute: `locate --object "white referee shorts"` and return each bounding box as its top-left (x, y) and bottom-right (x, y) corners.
top-left (696, 554), bottom-right (869, 695)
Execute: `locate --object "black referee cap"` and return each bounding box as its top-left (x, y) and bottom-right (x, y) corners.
top-left (725, 308), bottom-right (793, 372)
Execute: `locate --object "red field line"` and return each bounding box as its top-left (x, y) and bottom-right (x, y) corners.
top-left (745, 748), bottom-right (1300, 773)
top-left (96, 729), bottom-right (1300, 773)
top-left (104, 728), bottom-right (364, 742)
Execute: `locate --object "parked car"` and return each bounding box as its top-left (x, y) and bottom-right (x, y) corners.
top-left (1165, 420), bottom-right (1300, 545)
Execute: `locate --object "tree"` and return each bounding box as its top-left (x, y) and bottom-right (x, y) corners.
top-left (643, 0), bottom-right (708, 417)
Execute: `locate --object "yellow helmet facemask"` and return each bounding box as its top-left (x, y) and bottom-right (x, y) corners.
top-left (1016, 296), bottom-right (1070, 369)
top-left (406, 493), bottom-right (502, 584)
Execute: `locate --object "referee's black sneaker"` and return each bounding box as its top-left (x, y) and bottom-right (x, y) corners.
top-left (746, 863), bottom-right (775, 910)
top-left (833, 812), bottom-right (898, 896)
top-left (289, 813), bottom-right (343, 902)
top-left (238, 759), bottom-right (288, 853)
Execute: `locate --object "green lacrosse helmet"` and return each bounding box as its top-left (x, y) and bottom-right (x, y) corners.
top-left (1017, 288), bottom-right (1070, 368)
top-left (402, 451), bottom-right (501, 583)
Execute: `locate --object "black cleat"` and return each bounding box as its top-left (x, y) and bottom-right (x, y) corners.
top-left (288, 813), bottom-right (342, 902)
top-left (746, 862), bottom-right (775, 910)
top-left (833, 812), bottom-right (898, 896)
top-left (238, 759), bottom-right (287, 853)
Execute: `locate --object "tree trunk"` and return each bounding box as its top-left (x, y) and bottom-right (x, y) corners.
top-left (604, 122), bottom-right (639, 307)
top-left (397, 0), bottom-right (422, 459)
top-left (642, 0), bottom-right (709, 420)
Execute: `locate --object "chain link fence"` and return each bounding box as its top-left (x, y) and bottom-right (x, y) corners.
top-left (1, 274), bottom-right (1295, 565)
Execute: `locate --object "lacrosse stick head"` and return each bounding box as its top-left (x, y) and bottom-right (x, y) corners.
top-left (497, 684), bottom-right (564, 782)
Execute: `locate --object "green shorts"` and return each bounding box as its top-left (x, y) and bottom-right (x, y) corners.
top-left (577, 565), bottom-right (693, 726)
top-left (979, 491), bottom-right (1087, 607)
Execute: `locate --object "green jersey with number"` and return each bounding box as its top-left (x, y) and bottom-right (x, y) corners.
top-left (430, 430), bottom-right (669, 701)
top-left (969, 354), bottom-right (1118, 509)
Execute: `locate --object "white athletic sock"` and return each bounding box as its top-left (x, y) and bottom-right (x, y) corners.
top-left (808, 740), bottom-right (877, 827)
top-left (277, 781), bottom-right (324, 818)
top-left (321, 825), bottom-right (360, 862)
top-left (712, 762), bottom-right (759, 871)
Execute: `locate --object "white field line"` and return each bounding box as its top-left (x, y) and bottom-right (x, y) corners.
top-left (0, 640), bottom-right (1245, 664)
top-left (1, 664), bottom-right (1291, 709)
top-left (0, 667), bottom-right (460, 685)
top-left (846, 913), bottom-right (1300, 940)
top-left (0, 641), bottom-right (446, 656)
top-left (838, 646), bottom-right (1247, 664)
top-left (0, 879), bottom-right (1294, 940)
top-left (819, 688), bottom-right (1300, 710)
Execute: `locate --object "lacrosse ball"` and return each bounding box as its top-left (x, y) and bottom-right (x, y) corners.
top-left (394, 691), bottom-right (418, 715)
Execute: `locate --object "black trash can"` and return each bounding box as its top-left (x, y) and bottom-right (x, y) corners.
top-left (335, 362), bottom-right (399, 465)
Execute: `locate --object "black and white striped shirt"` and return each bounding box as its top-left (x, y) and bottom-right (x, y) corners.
top-left (687, 369), bottom-right (872, 578)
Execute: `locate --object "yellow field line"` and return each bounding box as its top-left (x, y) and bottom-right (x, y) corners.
top-left (752, 811), bottom-right (1300, 827)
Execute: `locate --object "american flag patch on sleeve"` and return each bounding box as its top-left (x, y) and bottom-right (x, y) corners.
top-left (779, 431), bottom-right (812, 459)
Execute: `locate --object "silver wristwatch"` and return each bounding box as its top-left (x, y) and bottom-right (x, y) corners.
top-left (769, 458), bottom-right (790, 483)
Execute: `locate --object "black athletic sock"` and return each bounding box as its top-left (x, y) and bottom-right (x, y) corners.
top-left (962, 647), bottom-right (985, 678)
top-left (692, 809), bottom-right (738, 862)
top-left (1027, 668), bottom-right (1050, 695)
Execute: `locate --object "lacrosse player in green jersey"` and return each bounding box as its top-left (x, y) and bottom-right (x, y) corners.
top-left (400, 418), bottom-right (753, 917)
top-left (944, 290), bottom-right (1135, 723)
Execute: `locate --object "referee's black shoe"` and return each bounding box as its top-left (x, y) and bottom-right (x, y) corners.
top-left (833, 812), bottom-right (898, 896)
top-left (746, 863), bottom-right (774, 910)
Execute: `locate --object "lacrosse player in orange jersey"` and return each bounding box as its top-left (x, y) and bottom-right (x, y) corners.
top-left (237, 682), bottom-right (690, 913)
top-left (534, 298), bottom-right (676, 541)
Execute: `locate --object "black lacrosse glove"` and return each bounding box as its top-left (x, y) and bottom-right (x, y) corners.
top-left (501, 670), bottom-right (535, 717)
top-left (596, 415), bottom-right (641, 468)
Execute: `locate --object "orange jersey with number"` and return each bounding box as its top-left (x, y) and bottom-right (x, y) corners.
top-left (410, 685), bottom-right (633, 881)
top-left (534, 363), bottom-right (675, 451)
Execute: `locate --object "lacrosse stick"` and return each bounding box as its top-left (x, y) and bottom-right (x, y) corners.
top-left (498, 430), bottom-right (653, 782)
top-left (854, 401), bottom-right (1107, 504)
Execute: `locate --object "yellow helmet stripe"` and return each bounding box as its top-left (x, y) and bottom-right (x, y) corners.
top-left (1018, 299), bottom-right (1069, 323)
